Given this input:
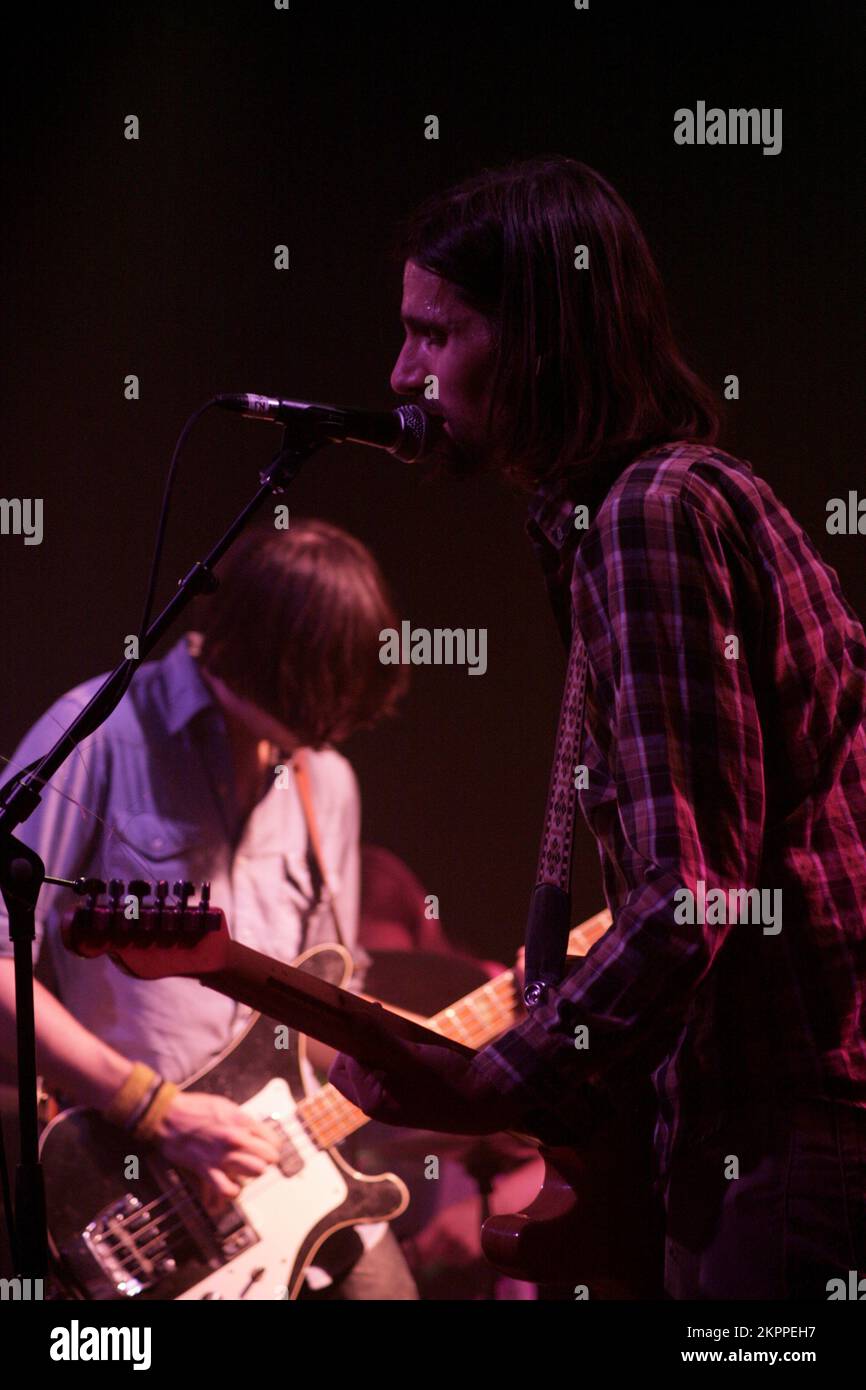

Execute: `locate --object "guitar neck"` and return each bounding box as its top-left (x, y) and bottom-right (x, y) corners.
top-left (299, 908), bottom-right (613, 1149)
top-left (205, 941), bottom-right (475, 1066)
top-left (298, 969), bottom-right (522, 1148)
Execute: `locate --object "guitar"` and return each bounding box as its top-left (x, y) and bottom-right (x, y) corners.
top-left (43, 883), bottom-right (613, 1300)
top-left (480, 1098), bottom-right (664, 1298)
top-left (479, 920), bottom-right (664, 1298)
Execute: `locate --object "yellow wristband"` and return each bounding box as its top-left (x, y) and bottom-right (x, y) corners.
top-left (134, 1081), bottom-right (180, 1142)
top-left (104, 1062), bottom-right (158, 1128)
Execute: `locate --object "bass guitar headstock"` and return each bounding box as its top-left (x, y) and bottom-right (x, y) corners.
top-left (61, 878), bottom-right (230, 979)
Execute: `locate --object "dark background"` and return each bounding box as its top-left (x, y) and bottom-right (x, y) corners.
top-left (1, 1), bottom-right (862, 960)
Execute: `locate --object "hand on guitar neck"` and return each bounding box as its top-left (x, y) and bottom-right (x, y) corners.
top-left (330, 954), bottom-right (531, 1135)
top-left (328, 932), bottom-right (602, 1139)
top-left (329, 1038), bottom-right (523, 1137)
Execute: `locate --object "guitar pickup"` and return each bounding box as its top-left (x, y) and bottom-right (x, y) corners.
top-left (261, 1115), bottom-right (303, 1178)
top-left (210, 1202), bottom-right (259, 1261)
top-left (277, 1140), bottom-right (303, 1178)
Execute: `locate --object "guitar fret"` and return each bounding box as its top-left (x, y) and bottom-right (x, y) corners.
top-left (299, 1084), bottom-right (368, 1147)
top-left (431, 972), bottom-right (516, 1045)
top-left (293, 914), bottom-right (613, 1150)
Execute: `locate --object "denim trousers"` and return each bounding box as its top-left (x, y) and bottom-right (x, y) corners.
top-left (663, 1099), bottom-right (866, 1300)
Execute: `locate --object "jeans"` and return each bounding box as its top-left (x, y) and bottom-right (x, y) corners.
top-left (663, 1098), bottom-right (866, 1300)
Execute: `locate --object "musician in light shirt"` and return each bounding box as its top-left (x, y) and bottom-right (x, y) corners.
top-left (0, 518), bottom-right (417, 1298)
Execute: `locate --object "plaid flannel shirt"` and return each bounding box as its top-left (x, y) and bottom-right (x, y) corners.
top-left (475, 442), bottom-right (866, 1177)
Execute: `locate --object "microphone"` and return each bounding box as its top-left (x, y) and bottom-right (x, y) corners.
top-left (215, 394), bottom-right (439, 463)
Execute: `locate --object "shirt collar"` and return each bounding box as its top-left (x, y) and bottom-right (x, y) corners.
top-left (157, 633), bottom-right (218, 736)
top-left (526, 475), bottom-right (580, 553)
top-left (526, 443), bottom-right (682, 553)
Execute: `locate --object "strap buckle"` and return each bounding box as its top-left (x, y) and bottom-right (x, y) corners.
top-left (523, 980), bottom-right (549, 1009)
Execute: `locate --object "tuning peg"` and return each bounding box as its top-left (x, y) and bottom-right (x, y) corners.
top-left (108, 878), bottom-right (124, 906)
top-left (82, 878), bottom-right (106, 907)
top-left (151, 881), bottom-right (168, 927)
top-left (173, 880), bottom-right (195, 910)
top-left (198, 882), bottom-right (211, 910)
top-left (127, 880), bottom-right (151, 906)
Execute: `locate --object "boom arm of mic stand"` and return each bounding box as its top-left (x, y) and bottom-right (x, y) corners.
top-left (0, 424), bottom-right (321, 1281)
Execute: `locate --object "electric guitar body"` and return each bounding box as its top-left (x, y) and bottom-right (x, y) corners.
top-left (40, 943), bottom-right (408, 1301)
top-left (481, 1090), bottom-right (664, 1298)
top-left (50, 889), bottom-right (663, 1299)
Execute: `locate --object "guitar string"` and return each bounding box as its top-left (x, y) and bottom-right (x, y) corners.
top-left (77, 938), bottom-right (601, 1279)
top-left (297, 980), bottom-right (517, 1134)
top-left (81, 977), bottom-right (518, 1228)
top-left (295, 991), bottom-right (521, 1148)
top-left (99, 988), bottom-right (518, 1250)
top-left (300, 984), bottom-right (515, 1113)
top-left (98, 916), bottom-right (601, 1284)
top-left (91, 991), bottom-right (527, 1280)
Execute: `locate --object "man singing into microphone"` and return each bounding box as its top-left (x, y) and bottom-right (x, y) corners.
top-left (330, 155), bottom-right (866, 1300)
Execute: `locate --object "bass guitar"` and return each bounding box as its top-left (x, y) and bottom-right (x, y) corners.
top-left (43, 883), bottom-right (612, 1299)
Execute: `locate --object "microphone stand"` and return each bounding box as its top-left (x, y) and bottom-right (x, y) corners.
top-left (0, 424), bottom-right (321, 1281)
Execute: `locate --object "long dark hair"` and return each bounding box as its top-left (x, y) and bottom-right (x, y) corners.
top-left (396, 155), bottom-right (720, 490)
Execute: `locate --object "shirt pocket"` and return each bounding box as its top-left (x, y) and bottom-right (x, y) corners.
top-left (107, 812), bottom-right (205, 892)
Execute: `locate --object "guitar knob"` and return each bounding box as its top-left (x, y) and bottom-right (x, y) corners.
top-left (109, 878), bottom-right (124, 905)
top-left (155, 880), bottom-right (169, 902)
top-left (198, 882), bottom-right (211, 910)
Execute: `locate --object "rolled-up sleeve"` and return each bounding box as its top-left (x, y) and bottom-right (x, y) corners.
top-left (472, 486), bottom-right (767, 1139)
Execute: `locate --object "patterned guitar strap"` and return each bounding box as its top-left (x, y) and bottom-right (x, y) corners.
top-left (523, 625), bottom-right (589, 1009)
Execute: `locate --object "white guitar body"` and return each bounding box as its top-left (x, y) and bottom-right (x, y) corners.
top-left (41, 945), bottom-right (409, 1301)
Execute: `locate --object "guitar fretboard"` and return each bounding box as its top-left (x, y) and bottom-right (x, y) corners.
top-left (298, 968), bottom-right (521, 1148)
top-left (297, 907), bottom-right (611, 1150)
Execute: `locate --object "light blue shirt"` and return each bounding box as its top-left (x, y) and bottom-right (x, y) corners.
top-left (0, 635), bottom-right (369, 1083)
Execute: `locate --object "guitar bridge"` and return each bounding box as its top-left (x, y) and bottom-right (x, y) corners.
top-left (61, 1179), bottom-right (258, 1298)
top-left (61, 1193), bottom-right (177, 1298)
